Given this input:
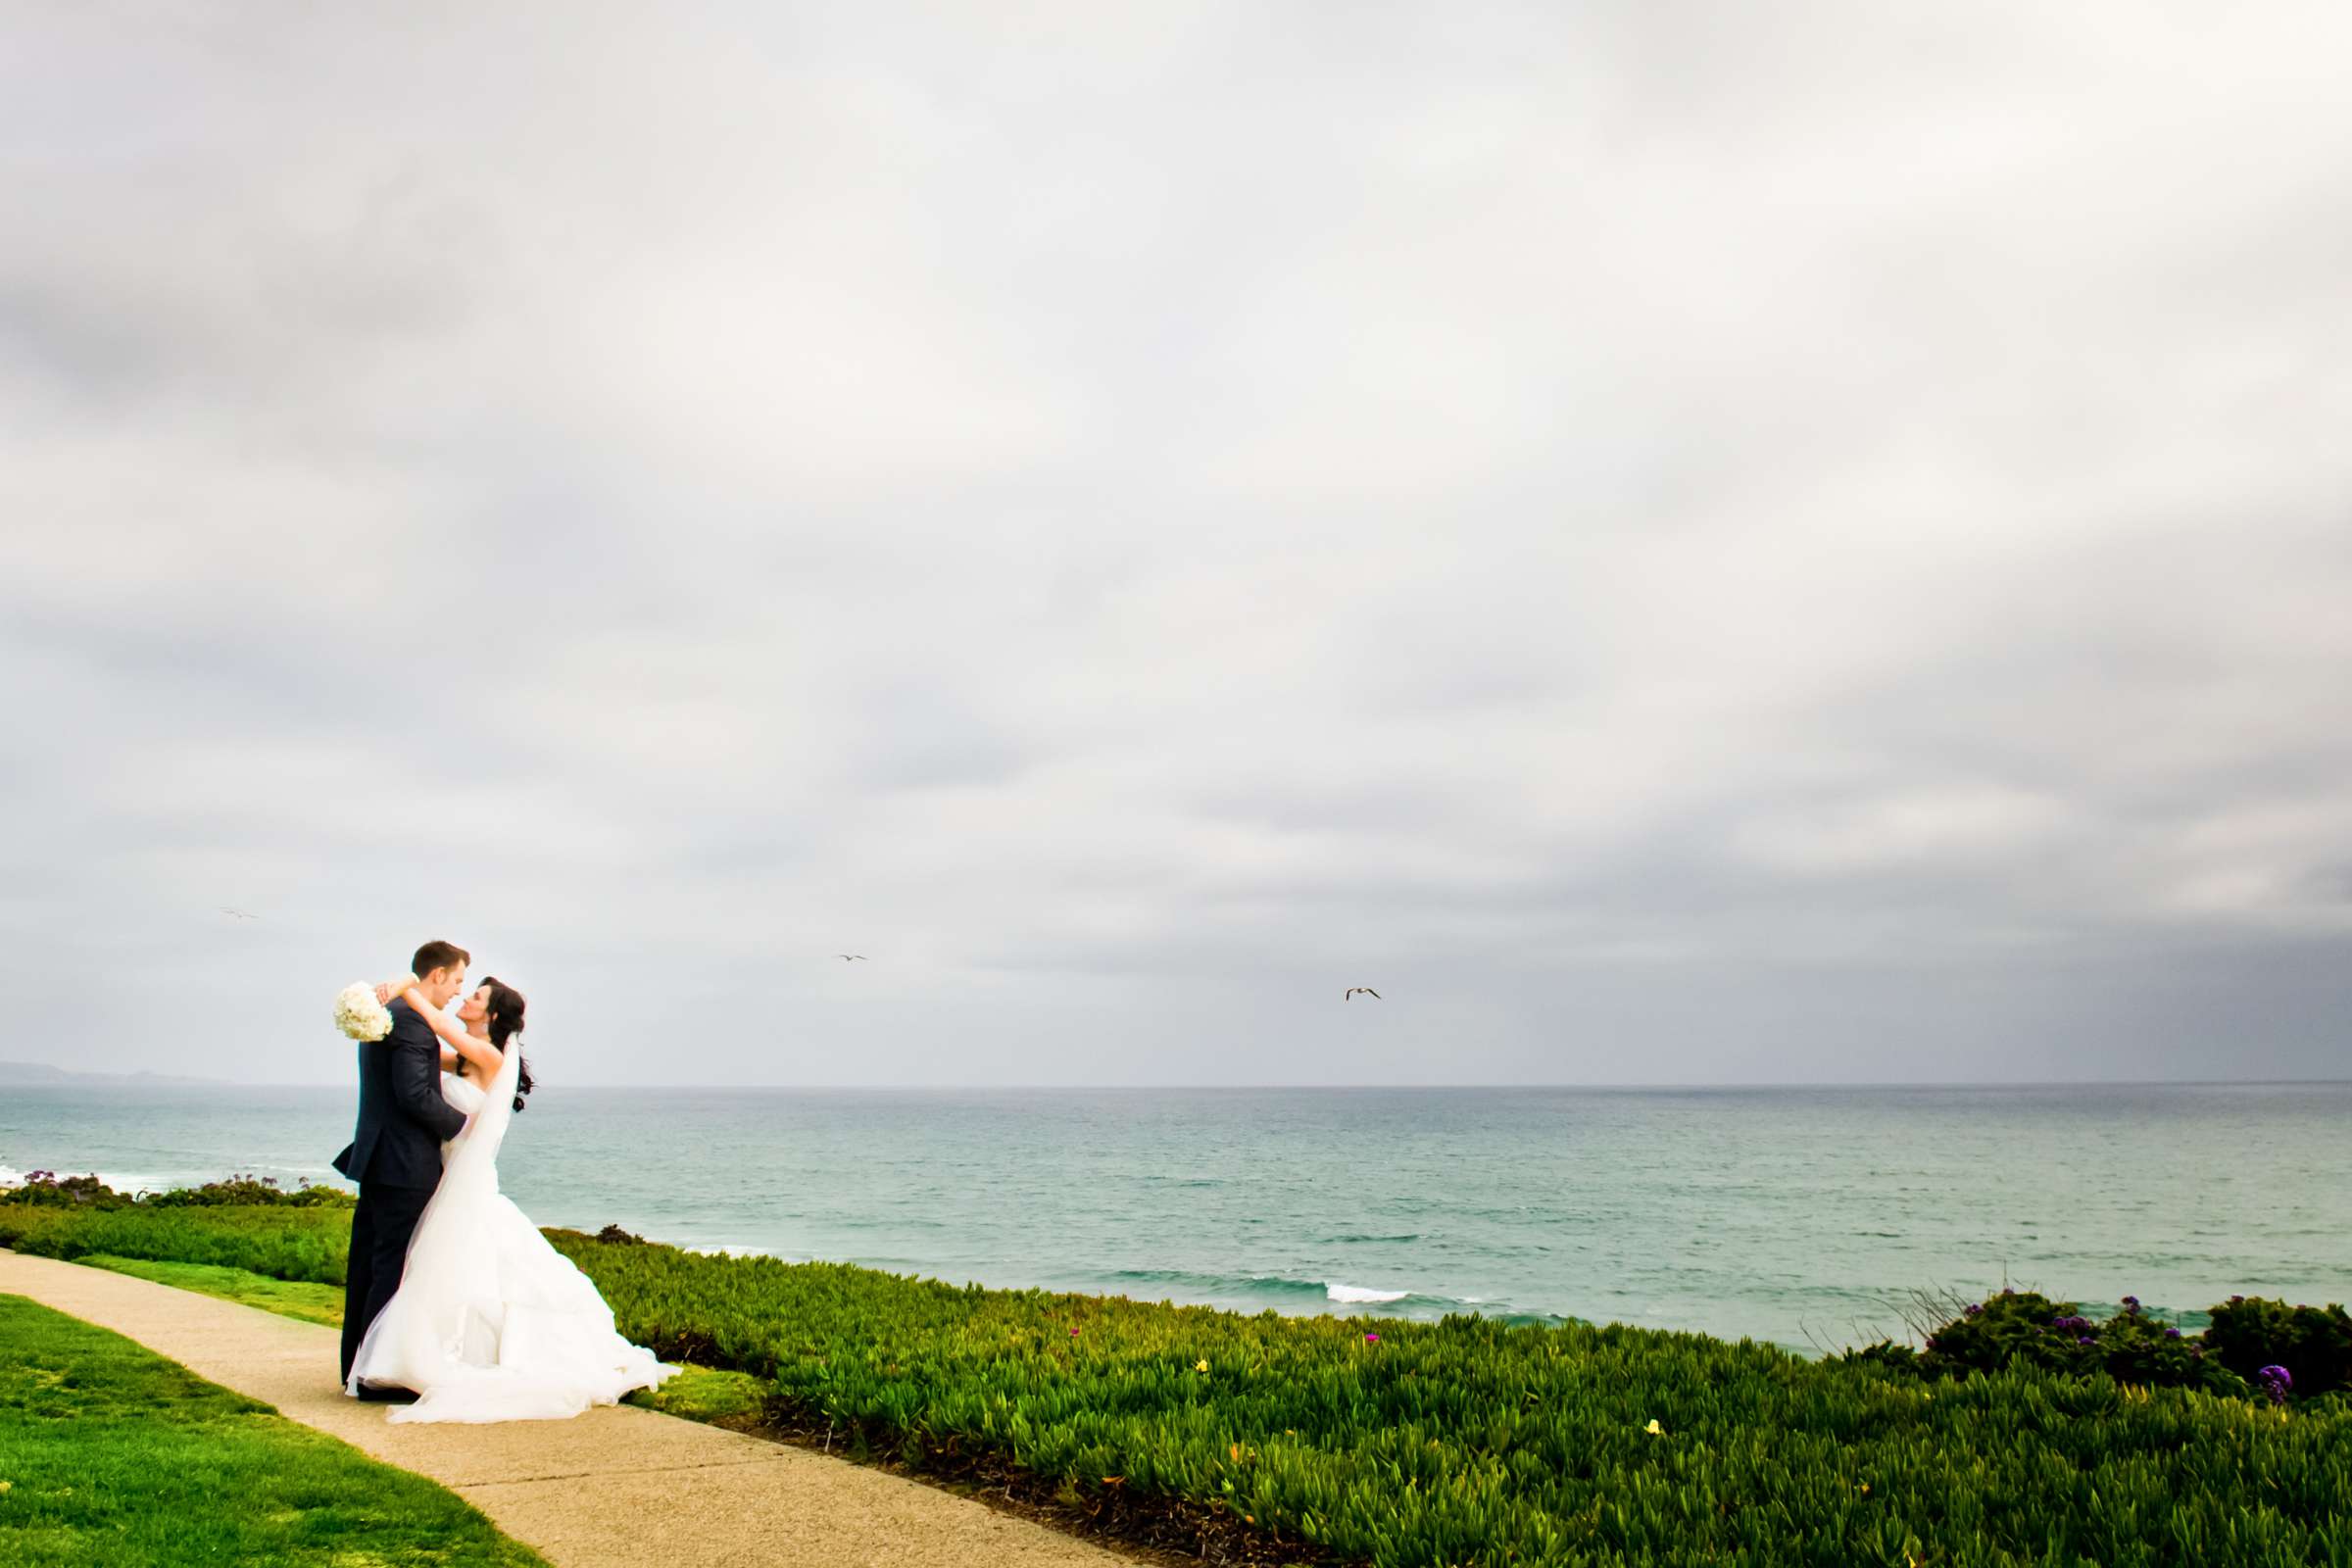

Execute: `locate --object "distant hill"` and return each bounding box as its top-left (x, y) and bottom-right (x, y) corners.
top-left (2, 1060), bottom-right (220, 1086)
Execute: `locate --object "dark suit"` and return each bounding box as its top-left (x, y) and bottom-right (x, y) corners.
top-left (333, 998), bottom-right (467, 1384)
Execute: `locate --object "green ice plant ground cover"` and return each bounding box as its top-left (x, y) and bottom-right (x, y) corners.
top-left (0, 1199), bottom-right (352, 1283)
top-left (6, 1189), bottom-right (2351, 1566)
top-left (0, 1293), bottom-right (546, 1568)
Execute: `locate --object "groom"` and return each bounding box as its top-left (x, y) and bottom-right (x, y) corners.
top-left (333, 939), bottom-right (471, 1395)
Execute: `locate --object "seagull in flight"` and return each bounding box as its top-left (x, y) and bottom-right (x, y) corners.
top-left (221, 907), bottom-right (260, 921)
top-left (1344, 987), bottom-right (1381, 1001)
top-left (837, 954), bottom-right (868, 961)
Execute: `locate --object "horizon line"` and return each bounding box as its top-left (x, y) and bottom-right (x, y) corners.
top-left (20, 1067), bottom-right (2352, 1093)
top-left (521, 1077), bottom-right (2352, 1091)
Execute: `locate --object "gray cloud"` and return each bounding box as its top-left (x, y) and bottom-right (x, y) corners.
top-left (5, 1), bottom-right (2349, 1086)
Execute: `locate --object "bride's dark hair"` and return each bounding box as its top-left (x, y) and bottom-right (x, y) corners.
top-left (480, 976), bottom-right (535, 1112)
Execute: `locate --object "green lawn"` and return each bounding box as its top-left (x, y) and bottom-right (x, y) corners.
top-left (45, 1255), bottom-right (767, 1427)
top-left (75, 1254), bottom-right (346, 1327)
top-left (0, 1295), bottom-right (547, 1567)
top-left (622, 1360), bottom-right (775, 1422)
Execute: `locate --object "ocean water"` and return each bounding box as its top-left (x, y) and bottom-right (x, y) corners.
top-left (5, 1082), bottom-right (2347, 1351)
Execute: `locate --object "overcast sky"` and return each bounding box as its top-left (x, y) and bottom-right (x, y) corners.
top-left (6, 3), bottom-right (2348, 1087)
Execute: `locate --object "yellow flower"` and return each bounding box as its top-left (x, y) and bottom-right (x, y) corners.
top-left (1643, 1419), bottom-right (1664, 1436)
top-left (1196, 1358), bottom-right (1209, 1373)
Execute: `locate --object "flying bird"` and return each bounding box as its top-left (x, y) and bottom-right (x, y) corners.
top-left (221, 907), bottom-right (260, 921)
top-left (837, 954), bottom-right (868, 961)
top-left (1344, 988), bottom-right (1381, 1001)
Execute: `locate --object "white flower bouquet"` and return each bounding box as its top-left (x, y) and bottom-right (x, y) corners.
top-left (334, 981), bottom-right (393, 1043)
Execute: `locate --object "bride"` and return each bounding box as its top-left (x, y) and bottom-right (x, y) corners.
top-left (345, 972), bottom-right (674, 1423)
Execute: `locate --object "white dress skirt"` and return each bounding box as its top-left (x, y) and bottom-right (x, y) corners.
top-left (345, 1042), bottom-right (674, 1422)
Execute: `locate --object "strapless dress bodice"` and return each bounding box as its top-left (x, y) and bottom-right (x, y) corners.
top-left (442, 1071), bottom-right (489, 1117)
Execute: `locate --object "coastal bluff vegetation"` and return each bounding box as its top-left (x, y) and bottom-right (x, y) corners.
top-left (4, 1173), bottom-right (2348, 1566)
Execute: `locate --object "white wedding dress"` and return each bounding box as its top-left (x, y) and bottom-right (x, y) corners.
top-left (345, 1042), bottom-right (674, 1422)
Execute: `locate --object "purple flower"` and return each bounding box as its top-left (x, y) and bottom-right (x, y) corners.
top-left (2165, 1328), bottom-right (2182, 1339)
top-left (2121, 1296), bottom-right (2139, 1312)
top-left (2077, 1335), bottom-right (2094, 1346)
top-left (1963, 1303), bottom-right (1983, 1317)
top-left (2257, 1364), bottom-right (2292, 1405)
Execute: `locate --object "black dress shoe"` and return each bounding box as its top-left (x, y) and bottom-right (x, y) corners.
top-left (354, 1384), bottom-right (421, 1403)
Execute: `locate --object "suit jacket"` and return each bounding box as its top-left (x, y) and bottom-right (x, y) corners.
top-left (333, 998), bottom-right (468, 1190)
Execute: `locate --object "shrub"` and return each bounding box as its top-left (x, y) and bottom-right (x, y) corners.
top-left (2, 1170), bottom-right (351, 1210)
top-left (144, 1173), bottom-right (355, 1209)
top-left (0, 1171), bottom-right (133, 1208)
top-left (1915, 1289), bottom-right (2085, 1373)
top-left (1848, 1290), bottom-right (2246, 1397)
top-left (1834, 1339), bottom-right (1919, 1377)
top-left (2204, 1296), bottom-right (2352, 1399)
top-left (1856, 1289), bottom-right (2352, 1405)
top-left (2089, 1298), bottom-right (2249, 1396)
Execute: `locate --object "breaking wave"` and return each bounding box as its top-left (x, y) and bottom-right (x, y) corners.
top-left (1326, 1281), bottom-right (1410, 1304)
top-left (1102, 1267), bottom-right (1574, 1325)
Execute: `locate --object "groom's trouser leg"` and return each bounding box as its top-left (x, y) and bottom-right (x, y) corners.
top-left (339, 1195), bottom-right (377, 1383)
top-left (342, 1180), bottom-right (434, 1385)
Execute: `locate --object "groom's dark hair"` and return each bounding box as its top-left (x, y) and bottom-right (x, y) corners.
top-left (413, 940), bottom-right (470, 976)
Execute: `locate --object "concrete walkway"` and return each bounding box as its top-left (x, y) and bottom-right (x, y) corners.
top-left (0, 1251), bottom-right (1130, 1568)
